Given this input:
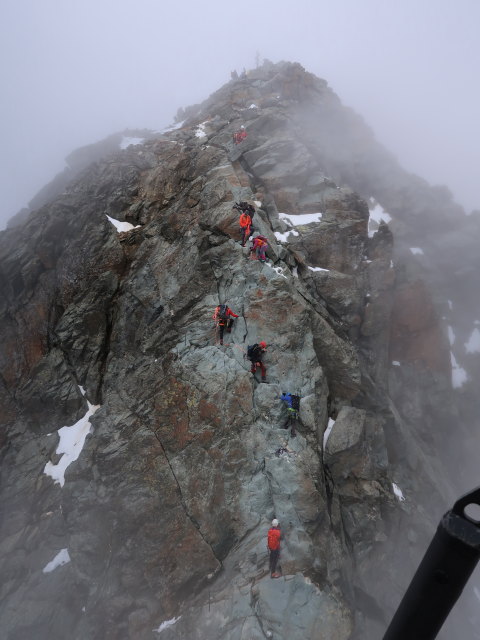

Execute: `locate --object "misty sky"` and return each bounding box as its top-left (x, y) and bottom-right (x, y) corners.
top-left (1, 0), bottom-right (479, 228)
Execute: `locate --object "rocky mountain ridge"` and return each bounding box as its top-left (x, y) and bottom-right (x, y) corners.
top-left (1, 61), bottom-right (479, 639)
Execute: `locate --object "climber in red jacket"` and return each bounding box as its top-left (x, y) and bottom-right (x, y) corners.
top-left (233, 126), bottom-right (247, 144)
top-left (239, 211), bottom-right (252, 247)
top-left (213, 304), bottom-right (239, 345)
top-left (267, 518), bottom-right (281, 578)
top-left (251, 235), bottom-right (268, 262)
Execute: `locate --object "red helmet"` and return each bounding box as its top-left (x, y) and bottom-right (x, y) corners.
top-left (259, 341), bottom-right (267, 348)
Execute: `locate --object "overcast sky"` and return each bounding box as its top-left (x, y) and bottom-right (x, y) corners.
top-left (1, 0), bottom-right (479, 228)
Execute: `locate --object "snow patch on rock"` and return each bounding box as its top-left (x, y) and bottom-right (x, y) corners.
top-left (323, 418), bottom-right (335, 448)
top-left (44, 401), bottom-right (100, 487)
top-left (447, 326), bottom-right (455, 346)
top-left (368, 203), bottom-right (392, 238)
top-left (279, 212), bottom-right (323, 226)
top-left (195, 122), bottom-right (208, 138)
top-left (274, 230), bottom-right (299, 243)
top-left (106, 215), bottom-right (140, 233)
top-left (392, 483), bottom-right (405, 502)
top-left (266, 263), bottom-right (287, 279)
top-left (410, 247), bottom-right (424, 255)
top-left (450, 352), bottom-right (468, 388)
top-left (154, 617), bottom-right (181, 633)
top-left (42, 548), bottom-right (71, 573)
top-left (465, 328), bottom-right (480, 354)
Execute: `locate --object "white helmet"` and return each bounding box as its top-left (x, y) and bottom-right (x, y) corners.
top-left (272, 518), bottom-right (279, 526)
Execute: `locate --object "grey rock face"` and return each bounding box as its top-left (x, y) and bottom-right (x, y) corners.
top-left (0, 61), bottom-right (478, 639)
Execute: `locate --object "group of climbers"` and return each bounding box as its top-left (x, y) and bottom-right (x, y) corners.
top-left (212, 306), bottom-right (268, 382)
top-left (233, 201), bottom-right (269, 260)
top-left (213, 194), bottom-right (299, 580)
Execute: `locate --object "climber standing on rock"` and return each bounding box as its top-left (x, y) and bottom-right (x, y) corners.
top-left (251, 235), bottom-right (268, 262)
top-left (247, 341), bottom-right (267, 382)
top-left (238, 209), bottom-right (252, 247)
top-left (280, 392), bottom-right (300, 438)
top-left (233, 126), bottom-right (247, 144)
top-left (267, 518), bottom-right (281, 578)
top-left (213, 304), bottom-right (239, 345)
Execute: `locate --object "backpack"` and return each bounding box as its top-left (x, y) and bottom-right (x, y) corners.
top-left (239, 213), bottom-right (251, 228)
top-left (267, 527), bottom-right (281, 550)
top-left (217, 304), bottom-right (229, 320)
top-left (291, 394), bottom-right (300, 411)
top-left (247, 344), bottom-right (258, 360)
top-left (238, 201), bottom-right (254, 215)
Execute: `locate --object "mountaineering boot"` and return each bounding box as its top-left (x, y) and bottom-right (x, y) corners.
top-left (220, 339), bottom-right (223, 345)
top-left (271, 572), bottom-right (281, 579)
top-left (261, 377), bottom-right (267, 383)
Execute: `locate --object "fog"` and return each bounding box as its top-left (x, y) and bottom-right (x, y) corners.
top-left (1, 0), bottom-right (479, 228)
top-left (1, 2), bottom-right (479, 635)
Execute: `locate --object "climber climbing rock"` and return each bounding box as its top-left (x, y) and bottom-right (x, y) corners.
top-left (267, 518), bottom-right (281, 578)
top-left (213, 304), bottom-right (239, 345)
top-left (238, 210), bottom-right (252, 247)
top-left (251, 235), bottom-right (268, 262)
top-left (233, 126), bottom-right (247, 144)
top-left (247, 341), bottom-right (267, 381)
top-left (280, 392), bottom-right (300, 438)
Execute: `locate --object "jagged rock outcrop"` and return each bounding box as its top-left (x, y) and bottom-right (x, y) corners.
top-left (1, 61), bottom-right (479, 640)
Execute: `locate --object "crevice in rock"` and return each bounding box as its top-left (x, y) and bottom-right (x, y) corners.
top-left (89, 529), bottom-right (114, 609)
top-left (95, 284), bottom-right (121, 405)
top-left (296, 286), bottom-right (349, 340)
top-left (241, 300), bottom-right (249, 345)
top-left (323, 462), bottom-right (335, 521)
top-left (249, 580), bottom-right (270, 639)
top-left (150, 426), bottom-right (222, 567)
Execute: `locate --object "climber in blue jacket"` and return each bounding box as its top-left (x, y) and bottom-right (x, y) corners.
top-left (280, 393), bottom-right (300, 438)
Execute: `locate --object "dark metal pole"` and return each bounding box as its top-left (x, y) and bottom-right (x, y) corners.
top-left (383, 487), bottom-right (480, 640)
